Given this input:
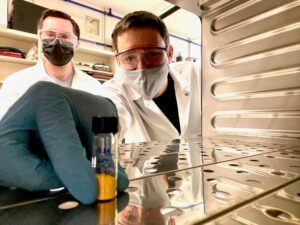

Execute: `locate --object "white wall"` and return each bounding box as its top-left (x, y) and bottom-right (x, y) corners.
top-left (170, 35), bottom-right (201, 62)
top-left (0, 0), bottom-right (8, 27)
top-left (7, 0), bottom-right (200, 60)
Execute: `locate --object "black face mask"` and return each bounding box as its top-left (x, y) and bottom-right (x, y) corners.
top-left (42, 39), bottom-right (74, 66)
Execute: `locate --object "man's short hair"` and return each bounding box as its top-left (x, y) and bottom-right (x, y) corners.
top-left (37, 9), bottom-right (80, 39)
top-left (111, 11), bottom-right (170, 52)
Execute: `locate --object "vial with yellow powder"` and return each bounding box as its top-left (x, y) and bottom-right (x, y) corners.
top-left (92, 116), bottom-right (118, 201)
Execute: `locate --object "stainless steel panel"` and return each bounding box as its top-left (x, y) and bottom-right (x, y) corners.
top-left (167, 0), bottom-right (300, 141)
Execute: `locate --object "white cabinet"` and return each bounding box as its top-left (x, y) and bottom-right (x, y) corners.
top-left (0, 28), bottom-right (115, 87)
top-left (74, 44), bottom-right (116, 83)
top-left (0, 28), bottom-right (37, 86)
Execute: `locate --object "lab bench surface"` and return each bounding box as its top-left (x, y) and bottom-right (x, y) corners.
top-left (0, 136), bottom-right (299, 225)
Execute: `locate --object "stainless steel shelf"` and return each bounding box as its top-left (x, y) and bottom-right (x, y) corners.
top-left (0, 136), bottom-right (299, 225)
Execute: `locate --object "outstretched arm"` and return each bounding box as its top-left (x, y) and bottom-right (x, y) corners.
top-left (0, 82), bottom-right (129, 204)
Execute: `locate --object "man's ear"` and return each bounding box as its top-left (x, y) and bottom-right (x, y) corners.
top-left (167, 44), bottom-right (174, 63)
top-left (74, 40), bottom-right (80, 52)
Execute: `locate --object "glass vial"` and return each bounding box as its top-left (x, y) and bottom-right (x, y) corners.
top-left (92, 116), bottom-right (118, 201)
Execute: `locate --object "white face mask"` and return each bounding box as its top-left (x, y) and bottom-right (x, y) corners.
top-left (121, 61), bottom-right (169, 100)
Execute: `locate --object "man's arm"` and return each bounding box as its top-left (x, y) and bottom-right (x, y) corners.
top-left (0, 78), bottom-right (20, 120)
top-left (0, 82), bottom-right (129, 204)
top-left (101, 81), bottom-right (133, 143)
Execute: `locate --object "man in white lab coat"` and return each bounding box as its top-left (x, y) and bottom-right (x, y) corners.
top-left (0, 9), bottom-right (102, 120)
top-left (103, 11), bottom-right (201, 143)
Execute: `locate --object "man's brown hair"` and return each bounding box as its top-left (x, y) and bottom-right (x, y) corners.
top-left (37, 9), bottom-right (80, 39)
top-left (111, 11), bottom-right (169, 52)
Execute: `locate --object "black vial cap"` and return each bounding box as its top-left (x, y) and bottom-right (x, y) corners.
top-left (92, 116), bottom-right (118, 134)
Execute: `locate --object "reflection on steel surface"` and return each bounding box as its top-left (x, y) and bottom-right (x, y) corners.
top-left (211, 66), bottom-right (300, 100)
top-left (0, 137), bottom-right (299, 224)
top-left (197, 0), bottom-right (241, 12)
top-left (119, 136), bottom-right (296, 179)
top-left (211, 109), bottom-right (300, 139)
top-left (207, 180), bottom-right (300, 225)
top-left (210, 0), bottom-right (300, 35)
top-left (195, 0), bottom-right (300, 139)
top-left (211, 43), bottom-right (300, 68)
top-left (117, 137), bottom-right (300, 224)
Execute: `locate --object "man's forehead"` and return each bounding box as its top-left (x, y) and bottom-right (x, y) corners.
top-left (42, 17), bottom-right (74, 33)
top-left (117, 28), bottom-right (165, 51)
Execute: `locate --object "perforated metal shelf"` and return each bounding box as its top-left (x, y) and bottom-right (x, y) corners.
top-left (121, 137), bottom-right (299, 224)
top-left (0, 136), bottom-right (299, 225)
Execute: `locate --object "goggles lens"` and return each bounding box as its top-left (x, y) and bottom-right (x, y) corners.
top-left (116, 47), bottom-right (167, 70)
top-left (38, 30), bottom-right (78, 48)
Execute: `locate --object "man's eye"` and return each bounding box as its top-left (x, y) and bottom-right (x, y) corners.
top-left (61, 34), bottom-right (71, 40)
top-left (44, 31), bottom-right (55, 36)
top-left (47, 33), bottom-right (56, 38)
top-left (123, 55), bottom-right (135, 63)
top-left (146, 51), bottom-right (162, 58)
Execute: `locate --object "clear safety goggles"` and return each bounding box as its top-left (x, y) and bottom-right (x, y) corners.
top-left (38, 30), bottom-right (78, 48)
top-left (115, 47), bottom-right (168, 70)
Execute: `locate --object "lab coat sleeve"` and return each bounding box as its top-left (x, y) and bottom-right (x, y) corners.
top-left (34, 95), bottom-right (98, 205)
top-left (71, 68), bottom-right (104, 96)
top-left (36, 82), bottom-right (129, 198)
top-left (0, 82), bottom-right (98, 204)
top-left (0, 63), bottom-right (44, 121)
top-left (101, 82), bottom-right (133, 143)
top-left (0, 77), bottom-right (20, 120)
top-left (0, 82), bottom-right (129, 204)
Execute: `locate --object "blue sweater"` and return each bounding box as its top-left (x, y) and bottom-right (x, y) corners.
top-left (0, 81), bottom-right (128, 204)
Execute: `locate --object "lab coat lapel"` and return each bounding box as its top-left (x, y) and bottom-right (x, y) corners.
top-left (118, 69), bottom-right (179, 141)
top-left (170, 67), bottom-right (191, 137)
top-left (134, 98), bottom-right (179, 141)
top-left (70, 65), bottom-right (82, 89)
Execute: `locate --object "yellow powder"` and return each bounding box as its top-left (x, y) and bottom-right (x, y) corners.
top-left (96, 173), bottom-right (116, 201)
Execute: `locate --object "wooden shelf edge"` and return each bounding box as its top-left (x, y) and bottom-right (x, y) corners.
top-left (77, 44), bottom-right (114, 57)
top-left (0, 55), bottom-right (37, 65)
top-left (76, 65), bottom-right (113, 75)
top-left (0, 28), bottom-right (37, 41)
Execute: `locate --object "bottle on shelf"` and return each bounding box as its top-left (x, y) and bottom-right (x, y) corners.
top-left (91, 116), bottom-right (119, 201)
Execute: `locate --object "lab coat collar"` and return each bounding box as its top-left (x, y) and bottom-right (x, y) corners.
top-left (73, 62), bottom-right (81, 77)
top-left (36, 60), bottom-right (48, 74)
top-left (169, 63), bottom-right (190, 95)
top-left (40, 59), bottom-right (85, 88)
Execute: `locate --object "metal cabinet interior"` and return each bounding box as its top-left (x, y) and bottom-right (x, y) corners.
top-left (167, 0), bottom-right (300, 141)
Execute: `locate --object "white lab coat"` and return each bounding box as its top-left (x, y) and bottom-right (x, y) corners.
top-left (102, 61), bottom-right (201, 143)
top-left (0, 60), bottom-right (102, 120)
